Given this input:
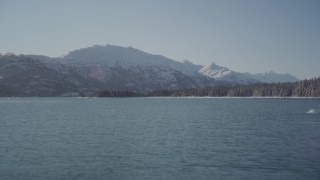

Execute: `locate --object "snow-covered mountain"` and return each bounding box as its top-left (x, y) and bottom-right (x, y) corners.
top-left (60, 45), bottom-right (203, 76)
top-left (199, 62), bottom-right (231, 78)
top-left (252, 71), bottom-right (299, 83)
top-left (199, 63), bottom-right (258, 84)
top-left (57, 45), bottom-right (217, 92)
top-left (0, 44), bottom-right (299, 96)
top-left (198, 62), bottom-right (299, 83)
top-left (61, 45), bottom-right (298, 84)
top-left (0, 54), bottom-right (99, 96)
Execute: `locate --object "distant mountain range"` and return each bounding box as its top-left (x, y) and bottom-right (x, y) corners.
top-left (0, 45), bottom-right (299, 96)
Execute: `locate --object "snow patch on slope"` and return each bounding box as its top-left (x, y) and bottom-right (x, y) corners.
top-left (199, 63), bottom-right (232, 78)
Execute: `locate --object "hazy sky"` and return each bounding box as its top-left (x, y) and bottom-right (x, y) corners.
top-left (1, 0), bottom-right (319, 79)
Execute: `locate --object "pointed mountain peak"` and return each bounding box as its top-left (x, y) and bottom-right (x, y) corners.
top-left (199, 62), bottom-right (231, 79)
top-left (203, 62), bottom-right (229, 71)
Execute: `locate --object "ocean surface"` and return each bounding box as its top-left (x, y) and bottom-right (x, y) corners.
top-left (0, 97), bottom-right (319, 180)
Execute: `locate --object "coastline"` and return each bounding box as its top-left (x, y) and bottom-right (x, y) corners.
top-left (147, 96), bottom-right (320, 99)
top-left (0, 96), bottom-right (320, 99)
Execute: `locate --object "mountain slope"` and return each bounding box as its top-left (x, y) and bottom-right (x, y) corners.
top-left (0, 55), bottom-right (79, 96)
top-left (252, 71), bottom-right (299, 83)
top-left (199, 63), bottom-right (258, 84)
top-left (60, 45), bottom-right (204, 76)
top-left (58, 45), bottom-right (217, 92)
top-left (0, 44), bottom-right (300, 96)
top-left (199, 62), bottom-right (231, 78)
top-left (0, 51), bottom-right (216, 96)
top-left (199, 62), bottom-right (299, 83)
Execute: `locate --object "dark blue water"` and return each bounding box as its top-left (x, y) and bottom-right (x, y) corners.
top-left (0, 98), bottom-right (319, 180)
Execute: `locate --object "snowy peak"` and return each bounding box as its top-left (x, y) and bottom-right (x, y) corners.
top-left (60, 44), bottom-right (298, 84)
top-left (199, 62), bottom-right (231, 79)
top-left (0, 44), bottom-right (302, 97)
top-left (206, 62), bottom-right (228, 70)
top-left (198, 62), bottom-right (298, 84)
top-left (253, 71), bottom-right (299, 83)
top-left (199, 62), bottom-right (257, 84)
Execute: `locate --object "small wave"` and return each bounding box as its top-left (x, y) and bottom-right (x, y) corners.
top-left (307, 109), bottom-right (320, 114)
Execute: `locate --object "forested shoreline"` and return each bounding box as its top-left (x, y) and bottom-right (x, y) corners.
top-left (2, 77), bottom-right (318, 98)
top-left (147, 77), bottom-right (320, 97)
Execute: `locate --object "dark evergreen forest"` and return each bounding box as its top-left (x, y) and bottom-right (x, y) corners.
top-left (148, 77), bottom-right (320, 97)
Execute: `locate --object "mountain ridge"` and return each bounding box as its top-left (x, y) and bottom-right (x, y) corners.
top-left (0, 44), bottom-right (300, 96)
top-left (59, 44), bottom-right (299, 82)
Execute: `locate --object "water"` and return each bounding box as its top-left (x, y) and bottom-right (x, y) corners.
top-left (0, 98), bottom-right (319, 180)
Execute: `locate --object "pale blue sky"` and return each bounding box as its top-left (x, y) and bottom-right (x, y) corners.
top-left (1, 0), bottom-right (319, 79)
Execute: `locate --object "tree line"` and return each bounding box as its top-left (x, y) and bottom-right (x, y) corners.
top-left (149, 77), bottom-right (320, 97)
top-left (95, 90), bottom-right (141, 97)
